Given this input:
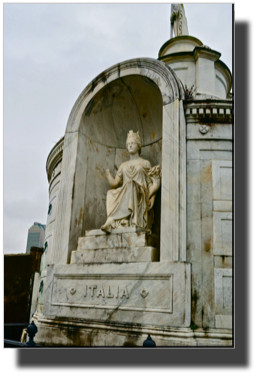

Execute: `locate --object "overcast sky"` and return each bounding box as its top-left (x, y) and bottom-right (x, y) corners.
top-left (3, 3), bottom-right (232, 253)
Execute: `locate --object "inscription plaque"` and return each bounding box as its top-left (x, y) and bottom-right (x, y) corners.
top-left (51, 273), bottom-right (173, 313)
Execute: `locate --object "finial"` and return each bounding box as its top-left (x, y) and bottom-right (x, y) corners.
top-left (170, 4), bottom-right (189, 38)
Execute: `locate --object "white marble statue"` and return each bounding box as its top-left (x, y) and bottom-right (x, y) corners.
top-left (170, 4), bottom-right (189, 38)
top-left (101, 130), bottom-right (161, 233)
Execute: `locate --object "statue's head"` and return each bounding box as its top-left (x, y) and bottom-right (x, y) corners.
top-left (126, 130), bottom-right (142, 154)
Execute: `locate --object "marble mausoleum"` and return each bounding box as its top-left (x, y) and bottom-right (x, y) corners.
top-left (32, 4), bottom-right (233, 347)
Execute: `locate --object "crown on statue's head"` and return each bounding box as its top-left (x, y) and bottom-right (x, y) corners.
top-left (126, 130), bottom-right (142, 153)
top-left (127, 130), bottom-right (141, 143)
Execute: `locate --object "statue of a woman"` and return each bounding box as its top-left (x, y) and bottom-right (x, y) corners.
top-left (101, 130), bottom-right (161, 233)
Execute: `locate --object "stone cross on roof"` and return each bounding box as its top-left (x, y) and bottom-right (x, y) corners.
top-left (170, 4), bottom-right (189, 38)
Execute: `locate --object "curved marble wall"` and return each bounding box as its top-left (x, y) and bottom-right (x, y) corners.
top-left (36, 137), bottom-right (64, 314)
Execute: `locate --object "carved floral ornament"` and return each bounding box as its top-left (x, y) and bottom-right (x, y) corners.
top-left (140, 288), bottom-right (149, 298)
top-left (199, 124), bottom-right (210, 135)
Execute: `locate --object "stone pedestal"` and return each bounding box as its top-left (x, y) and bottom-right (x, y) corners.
top-left (71, 228), bottom-right (159, 264)
top-left (34, 258), bottom-right (192, 346)
top-left (33, 227), bottom-right (194, 346)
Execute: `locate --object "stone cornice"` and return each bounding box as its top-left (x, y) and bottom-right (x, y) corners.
top-left (193, 46), bottom-right (221, 62)
top-left (158, 51), bottom-right (197, 62)
top-left (46, 136), bottom-right (64, 182)
top-left (158, 35), bottom-right (203, 58)
top-left (184, 100), bottom-right (233, 123)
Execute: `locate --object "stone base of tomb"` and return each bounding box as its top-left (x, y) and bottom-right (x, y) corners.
top-left (33, 229), bottom-right (232, 347)
top-left (33, 315), bottom-right (232, 347)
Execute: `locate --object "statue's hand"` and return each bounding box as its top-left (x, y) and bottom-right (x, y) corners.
top-left (106, 169), bottom-right (122, 188)
top-left (151, 176), bottom-right (161, 189)
top-left (148, 194), bottom-right (156, 211)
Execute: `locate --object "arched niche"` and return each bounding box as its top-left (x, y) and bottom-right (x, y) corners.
top-left (51, 58), bottom-right (186, 265)
top-left (80, 75), bottom-right (163, 240)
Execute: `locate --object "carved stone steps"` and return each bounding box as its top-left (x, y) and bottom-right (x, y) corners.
top-left (72, 228), bottom-right (159, 264)
top-left (78, 230), bottom-right (159, 251)
top-left (85, 226), bottom-right (146, 236)
top-left (71, 246), bottom-right (159, 264)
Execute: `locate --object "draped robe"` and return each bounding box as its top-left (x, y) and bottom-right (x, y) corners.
top-left (105, 159), bottom-right (152, 229)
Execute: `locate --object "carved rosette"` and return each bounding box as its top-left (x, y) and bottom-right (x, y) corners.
top-left (199, 125), bottom-right (210, 134)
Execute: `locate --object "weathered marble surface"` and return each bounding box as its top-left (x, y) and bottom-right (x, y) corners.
top-left (186, 125), bottom-right (232, 330)
top-left (214, 256), bottom-right (232, 269)
top-left (213, 201), bottom-right (232, 212)
top-left (33, 316), bottom-right (232, 347)
top-left (71, 246), bottom-right (159, 264)
top-left (78, 231), bottom-right (159, 250)
top-left (187, 123), bottom-right (233, 140)
top-left (72, 229), bottom-right (159, 263)
top-left (194, 48), bottom-right (221, 98)
top-left (160, 98), bottom-right (187, 262)
top-left (81, 76), bottom-right (163, 148)
top-left (214, 268), bottom-right (232, 315)
top-left (213, 212), bottom-right (232, 256)
top-left (212, 160), bottom-right (232, 201)
top-left (30, 272), bottom-right (41, 317)
top-left (159, 37), bottom-right (231, 99)
top-left (86, 226), bottom-right (144, 235)
top-left (43, 261), bottom-right (191, 328)
top-left (215, 315), bottom-right (232, 330)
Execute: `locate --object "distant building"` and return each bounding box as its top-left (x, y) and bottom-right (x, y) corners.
top-left (26, 222), bottom-right (46, 253)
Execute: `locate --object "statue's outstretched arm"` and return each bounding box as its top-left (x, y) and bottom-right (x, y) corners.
top-left (149, 176), bottom-right (161, 199)
top-left (106, 169), bottom-right (122, 188)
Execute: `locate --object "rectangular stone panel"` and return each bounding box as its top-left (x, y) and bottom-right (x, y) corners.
top-left (214, 268), bottom-right (232, 315)
top-left (223, 276), bottom-right (232, 308)
top-left (215, 315), bottom-right (232, 329)
top-left (44, 262), bottom-right (191, 327)
top-left (213, 212), bottom-right (232, 256)
top-left (51, 273), bottom-right (172, 313)
top-left (212, 160), bottom-right (232, 200)
top-left (213, 200), bottom-right (232, 212)
top-left (186, 123), bottom-right (232, 140)
top-left (187, 140), bottom-right (232, 160)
